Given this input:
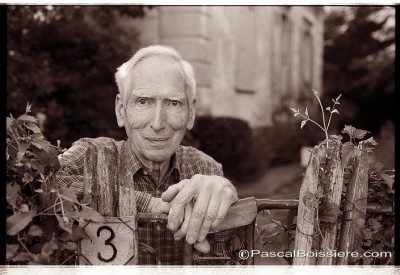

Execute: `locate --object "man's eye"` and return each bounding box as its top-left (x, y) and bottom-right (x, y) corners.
top-left (170, 100), bottom-right (181, 107)
top-left (137, 98), bottom-right (149, 105)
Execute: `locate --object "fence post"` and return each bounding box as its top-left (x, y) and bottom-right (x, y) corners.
top-left (80, 143), bottom-right (139, 265)
top-left (293, 146), bottom-right (321, 265)
top-left (337, 147), bottom-right (369, 265)
top-left (316, 140), bottom-right (344, 265)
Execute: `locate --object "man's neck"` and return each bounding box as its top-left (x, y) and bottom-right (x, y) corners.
top-left (128, 143), bottom-right (170, 184)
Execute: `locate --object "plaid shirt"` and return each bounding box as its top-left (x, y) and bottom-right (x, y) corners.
top-left (57, 137), bottom-right (239, 265)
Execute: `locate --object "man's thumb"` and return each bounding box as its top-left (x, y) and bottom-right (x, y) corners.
top-left (161, 179), bottom-right (189, 202)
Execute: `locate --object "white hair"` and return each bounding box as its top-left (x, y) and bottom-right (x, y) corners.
top-left (115, 45), bottom-right (196, 105)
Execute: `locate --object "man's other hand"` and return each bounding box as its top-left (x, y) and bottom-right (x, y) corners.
top-left (161, 174), bottom-right (238, 244)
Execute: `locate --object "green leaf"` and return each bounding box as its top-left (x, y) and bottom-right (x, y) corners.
top-left (41, 240), bottom-right (59, 256)
top-left (79, 207), bottom-right (106, 223)
top-left (22, 172), bottom-right (33, 184)
top-left (342, 125), bottom-right (369, 140)
top-left (341, 141), bottom-right (358, 165)
top-left (31, 133), bottom-right (45, 142)
top-left (63, 242), bottom-right (77, 251)
top-left (56, 215), bottom-right (73, 234)
top-left (302, 191), bottom-right (319, 209)
top-left (6, 244), bottom-right (19, 260)
top-left (362, 137), bottom-right (378, 147)
top-left (335, 94), bottom-right (342, 102)
top-left (305, 107), bottom-right (308, 116)
top-left (31, 160), bottom-right (44, 174)
top-left (32, 139), bottom-right (50, 153)
top-left (329, 134), bottom-right (343, 141)
top-left (62, 226), bottom-right (90, 242)
top-left (59, 187), bottom-right (78, 203)
top-left (370, 161), bottom-right (384, 173)
top-left (6, 183), bottom-right (22, 209)
top-left (26, 102), bottom-right (32, 114)
top-left (368, 218), bottom-right (382, 233)
top-left (12, 252), bottom-right (33, 262)
top-left (300, 120), bottom-right (307, 129)
top-left (318, 203), bottom-right (340, 223)
top-left (355, 217), bottom-right (365, 227)
top-left (17, 114), bottom-right (37, 124)
top-left (7, 210), bottom-right (37, 236)
top-left (20, 204), bottom-right (29, 212)
top-left (6, 116), bottom-right (16, 130)
top-left (380, 172), bottom-right (394, 190)
top-left (26, 122), bottom-right (41, 134)
top-left (331, 109), bottom-right (339, 114)
top-left (28, 225), bottom-right (43, 237)
top-left (290, 108), bottom-right (298, 113)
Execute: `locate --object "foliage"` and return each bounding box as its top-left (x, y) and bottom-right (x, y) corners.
top-left (257, 89), bottom-right (395, 265)
top-left (7, 6), bottom-right (146, 147)
top-left (323, 6), bottom-right (395, 134)
top-left (184, 116), bottom-right (255, 182)
top-left (6, 105), bottom-right (105, 265)
top-left (291, 89), bottom-right (341, 148)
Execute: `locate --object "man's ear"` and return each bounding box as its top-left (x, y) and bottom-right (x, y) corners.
top-left (186, 99), bottom-right (197, 130)
top-left (115, 93), bottom-right (125, 128)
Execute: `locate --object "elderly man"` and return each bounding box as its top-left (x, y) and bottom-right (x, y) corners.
top-left (57, 45), bottom-right (239, 265)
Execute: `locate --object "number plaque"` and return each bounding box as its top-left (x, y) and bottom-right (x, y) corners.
top-left (80, 216), bottom-right (138, 265)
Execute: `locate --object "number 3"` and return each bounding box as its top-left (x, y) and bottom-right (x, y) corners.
top-left (97, 226), bottom-right (117, 262)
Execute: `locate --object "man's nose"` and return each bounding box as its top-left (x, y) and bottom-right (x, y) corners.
top-left (150, 102), bottom-right (166, 131)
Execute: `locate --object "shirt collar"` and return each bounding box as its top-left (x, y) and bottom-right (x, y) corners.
top-left (123, 140), bottom-right (181, 181)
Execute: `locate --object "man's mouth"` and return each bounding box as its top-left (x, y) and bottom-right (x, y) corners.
top-left (146, 137), bottom-right (171, 143)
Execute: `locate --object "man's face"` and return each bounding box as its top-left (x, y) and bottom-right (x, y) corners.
top-left (116, 55), bottom-right (195, 165)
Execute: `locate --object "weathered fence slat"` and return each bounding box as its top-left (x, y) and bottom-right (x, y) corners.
top-left (80, 142), bottom-right (139, 265)
top-left (293, 146), bottom-right (321, 265)
top-left (337, 147), bottom-right (369, 265)
top-left (316, 141), bottom-right (344, 265)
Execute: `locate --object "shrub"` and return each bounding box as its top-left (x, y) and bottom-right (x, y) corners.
top-left (184, 116), bottom-right (258, 182)
top-left (6, 105), bottom-right (103, 265)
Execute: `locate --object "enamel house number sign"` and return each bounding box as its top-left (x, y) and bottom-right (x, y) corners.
top-left (80, 216), bottom-right (138, 265)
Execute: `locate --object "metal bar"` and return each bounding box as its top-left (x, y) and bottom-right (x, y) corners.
top-left (255, 199), bottom-right (393, 214)
top-left (244, 221), bottom-right (255, 265)
top-left (183, 242), bottom-right (193, 265)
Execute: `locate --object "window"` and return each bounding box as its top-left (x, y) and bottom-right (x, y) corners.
top-left (234, 7), bottom-right (257, 94)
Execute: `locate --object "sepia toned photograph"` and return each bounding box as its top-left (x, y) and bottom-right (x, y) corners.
top-left (5, 5), bottom-right (395, 271)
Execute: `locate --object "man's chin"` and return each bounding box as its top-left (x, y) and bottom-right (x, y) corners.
top-left (143, 150), bottom-right (174, 163)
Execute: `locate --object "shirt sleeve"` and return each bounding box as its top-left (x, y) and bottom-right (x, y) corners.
top-left (57, 139), bottom-right (151, 212)
top-left (56, 140), bottom-right (88, 198)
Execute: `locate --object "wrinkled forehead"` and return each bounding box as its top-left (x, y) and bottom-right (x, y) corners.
top-left (124, 56), bottom-right (187, 99)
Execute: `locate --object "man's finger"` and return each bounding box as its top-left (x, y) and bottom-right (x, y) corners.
top-left (186, 189), bottom-right (211, 244)
top-left (196, 194), bottom-right (222, 243)
top-left (193, 239), bottom-right (211, 254)
top-left (173, 203), bottom-right (192, 241)
top-left (210, 198), bottom-right (232, 230)
top-left (161, 179), bottom-right (189, 202)
top-left (167, 181), bottom-right (194, 231)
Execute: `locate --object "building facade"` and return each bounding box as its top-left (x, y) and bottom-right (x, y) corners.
top-left (133, 6), bottom-right (324, 127)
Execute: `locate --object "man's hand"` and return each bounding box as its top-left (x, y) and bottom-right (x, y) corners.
top-left (161, 174), bottom-right (238, 244)
top-left (146, 194), bottom-right (211, 254)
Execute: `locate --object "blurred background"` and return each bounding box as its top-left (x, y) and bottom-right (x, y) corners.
top-left (7, 6), bottom-right (395, 199)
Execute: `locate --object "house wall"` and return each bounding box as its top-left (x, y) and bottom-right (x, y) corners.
top-left (132, 6), bottom-right (324, 127)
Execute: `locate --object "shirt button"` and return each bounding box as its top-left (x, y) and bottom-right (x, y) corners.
top-left (155, 190), bottom-right (162, 196)
top-left (156, 224), bottom-right (162, 232)
top-left (143, 170), bottom-right (149, 176)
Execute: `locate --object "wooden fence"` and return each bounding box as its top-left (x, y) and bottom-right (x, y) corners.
top-left (81, 140), bottom-right (393, 265)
